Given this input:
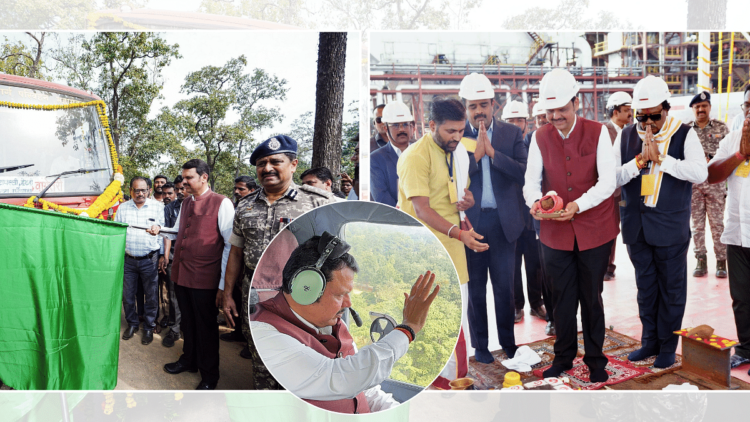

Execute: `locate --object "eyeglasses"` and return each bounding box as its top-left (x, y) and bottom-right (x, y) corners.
top-left (375, 117), bottom-right (383, 124)
top-left (635, 110), bottom-right (664, 123)
top-left (132, 189), bottom-right (149, 194)
top-left (741, 103), bottom-right (750, 111)
top-left (388, 122), bottom-right (413, 129)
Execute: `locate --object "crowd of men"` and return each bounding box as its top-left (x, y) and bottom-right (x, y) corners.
top-left (370, 69), bottom-right (750, 381)
top-left (115, 135), bottom-right (359, 390)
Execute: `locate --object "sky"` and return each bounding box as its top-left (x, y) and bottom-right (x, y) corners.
top-left (3, 30), bottom-right (360, 143)
top-left (142, 0), bottom-right (749, 30)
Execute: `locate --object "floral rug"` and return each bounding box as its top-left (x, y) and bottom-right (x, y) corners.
top-left (532, 356), bottom-right (650, 390)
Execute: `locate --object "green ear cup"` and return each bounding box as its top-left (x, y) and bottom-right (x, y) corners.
top-left (290, 269), bottom-right (326, 305)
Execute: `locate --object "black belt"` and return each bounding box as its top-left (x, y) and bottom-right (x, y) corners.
top-left (480, 207), bottom-right (497, 212)
top-left (125, 250), bottom-right (159, 261)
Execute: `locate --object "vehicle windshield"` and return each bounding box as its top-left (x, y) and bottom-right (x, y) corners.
top-left (0, 84), bottom-right (113, 198)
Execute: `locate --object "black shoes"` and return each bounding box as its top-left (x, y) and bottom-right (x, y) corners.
top-left (514, 309), bottom-right (524, 323)
top-left (196, 380), bottom-right (218, 390)
top-left (142, 329), bottom-right (154, 345)
top-left (164, 361), bottom-right (198, 375)
top-left (589, 368), bottom-right (609, 383)
top-left (693, 254), bottom-right (708, 277)
top-left (122, 326), bottom-right (138, 340)
top-left (603, 272), bottom-right (616, 281)
top-left (220, 331), bottom-right (246, 342)
top-left (162, 330), bottom-right (180, 348)
top-left (240, 345), bottom-right (252, 359)
top-left (717, 260), bottom-right (728, 278)
top-left (159, 316), bottom-right (170, 327)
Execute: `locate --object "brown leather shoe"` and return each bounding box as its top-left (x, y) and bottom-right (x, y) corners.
top-left (530, 305), bottom-right (547, 320)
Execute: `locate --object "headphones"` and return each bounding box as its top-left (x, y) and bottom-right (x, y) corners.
top-left (289, 232), bottom-right (351, 306)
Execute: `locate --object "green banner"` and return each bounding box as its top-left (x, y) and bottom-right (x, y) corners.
top-left (0, 203), bottom-right (127, 390)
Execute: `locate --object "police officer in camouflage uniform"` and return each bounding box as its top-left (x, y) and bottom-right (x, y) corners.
top-left (221, 135), bottom-right (336, 389)
top-left (689, 92), bottom-right (730, 278)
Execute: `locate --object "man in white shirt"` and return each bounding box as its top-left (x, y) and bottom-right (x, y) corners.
top-left (524, 68), bottom-right (619, 382)
top-left (613, 76), bottom-right (707, 369)
top-left (251, 232), bottom-right (439, 413)
top-left (707, 86), bottom-right (750, 371)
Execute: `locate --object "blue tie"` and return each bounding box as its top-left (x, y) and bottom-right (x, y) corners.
top-left (479, 127), bottom-right (497, 209)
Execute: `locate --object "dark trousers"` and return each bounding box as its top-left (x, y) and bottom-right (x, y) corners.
top-left (543, 239), bottom-right (612, 370)
top-left (467, 209), bottom-right (518, 357)
top-left (727, 245), bottom-right (750, 359)
top-left (537, 239), bottom-right (554, 323)
top-left (514, 227), bottom-right (544, 311)
top-left (175, 284), bottom-right (220, 384)
top-left (123, 253), bottom-right (159, 328)
top-left (231, 277), bottom-right (246, 340)
top-left (166, 261), bottom-right (181, 333)
top-left (626, 229), bottom-right (689, 354)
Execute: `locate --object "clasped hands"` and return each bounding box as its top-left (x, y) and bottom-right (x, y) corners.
top-left (473, 120), bottom-right (494, 161)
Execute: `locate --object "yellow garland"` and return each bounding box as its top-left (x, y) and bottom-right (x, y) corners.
top-left (0, 99), bottom-right (126, 219)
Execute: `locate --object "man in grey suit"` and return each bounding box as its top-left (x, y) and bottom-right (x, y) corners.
top-left (371, 101), bottom-right (416, 206)
top-left (460, 73), bottom-right (528, 363)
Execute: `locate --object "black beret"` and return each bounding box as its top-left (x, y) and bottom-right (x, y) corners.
top-left (690, 91), bottom-right (711, 107)
top-left (249, 135), bottom-right (298, 166)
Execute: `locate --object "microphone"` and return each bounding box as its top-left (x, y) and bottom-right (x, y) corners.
top-left (349, 307), bottom-right (363, 327)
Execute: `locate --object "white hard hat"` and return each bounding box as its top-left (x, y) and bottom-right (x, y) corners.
top-left (606, 91), bottom-right (633, 109)
top-left (631, 76), bottom-right (671, 110)
top-left (531, 102), bottom-right (546, 117)
top-left (501, 101), bottom-right (530, 120)
top-left (538, 68), bottom-right (580, 110)
top-left (459, 73), bottom-right (495, 101)
top-left (381, 101), bottom-right (414, 124)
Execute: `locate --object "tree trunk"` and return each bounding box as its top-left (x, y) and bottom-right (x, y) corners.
top-left (312, 32), bottom-right (347, 190)
top-left (687, 0), bottom-right (727, 29)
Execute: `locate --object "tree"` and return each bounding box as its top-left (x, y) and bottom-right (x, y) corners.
top-left (0, 0), bottom-right (142, 30)
top-left (157, 56), bottom-right (287, 194)
top-left (687, 0), bottom-right (727, 29)
top-left (312, 33), bottom-right (347, 189)
top-left (52, 32), bottom-right (181, 177)
top-left (502, 0), bottom-right (629, 30)
top-left (0, 33), bottom-right (52, 80)
top-left (198, 0), bottom-right (308, 27)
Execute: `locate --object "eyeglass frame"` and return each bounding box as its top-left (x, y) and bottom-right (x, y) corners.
top-left (635, 107), bottom-right (665, 123)
top-left (131, 188), bottom-right (150, 194)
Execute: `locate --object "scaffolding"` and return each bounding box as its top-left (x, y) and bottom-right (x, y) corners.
top-left (370, 32), bottom-right (750, 135)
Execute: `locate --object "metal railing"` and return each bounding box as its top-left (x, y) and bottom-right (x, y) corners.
top-left (370, 63), bottom-right (645, 77)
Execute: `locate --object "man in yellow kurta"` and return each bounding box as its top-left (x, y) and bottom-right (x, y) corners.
top-left (397, 98), bottom-right (485, 387)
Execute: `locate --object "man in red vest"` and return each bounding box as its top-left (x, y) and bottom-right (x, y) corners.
top-left (524, 68), bottom-right (619, 383)
top-left (149, 159), bottom-right (235, 390)
top-left (251, 232), bottom-right (439, 413)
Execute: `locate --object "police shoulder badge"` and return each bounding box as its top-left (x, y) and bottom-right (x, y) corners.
top-left (269, 137), bottom-right (281, 150)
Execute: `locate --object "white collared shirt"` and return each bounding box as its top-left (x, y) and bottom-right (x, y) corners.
top-left (164, 185), bottom-right (234, 290)
top-left (610, 119), bottom-right (623, 133)
top-left (251, 310), bottom-right (409, 411)
top-left (523, 116), bottom-right (617, 213)
top-left (390, 140), bottom-right (403, 158)
top-left (711, 130), bottom-right (750, 247)
top-left (115, 198), bottom-right (165, 257)
top-left (612, 127), bottom-right (708, 197)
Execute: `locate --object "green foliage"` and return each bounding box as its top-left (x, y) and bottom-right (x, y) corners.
top-left (51, 32), bottom-right (181, 181)
top-left (502, 0), bottom-right (631, 30)
top-left (153, 55), bottom-right (287, 197)
top-left (0, 33), bottom-right (52, 80)
top-left (344, 223), bottom-right (461, 387)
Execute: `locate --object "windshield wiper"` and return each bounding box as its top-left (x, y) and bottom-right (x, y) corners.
top-left (35, 168), bottom-right (108, 203)
top-left (0, 164), bottom-right (34, 174)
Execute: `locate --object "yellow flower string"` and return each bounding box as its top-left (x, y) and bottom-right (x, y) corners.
top-left (103, 392), bottom-right (115, 415)
top-left (125, 393), bottom-right (137, 408)
top-left (0, 100), bottom-right (125, 218)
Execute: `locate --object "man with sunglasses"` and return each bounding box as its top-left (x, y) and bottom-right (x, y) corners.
top-left (688, 91), bottom-right (730, 278)
top-left (370, 104), bottom-right (388, 153)
top-left (371, 100), bottom-right (416, 206)
top-left (707, 85), bottom-right (750, 371)
top-left (524, 69), bottom-right (618, 382)
top-left (613, 75), bottom-right (707, 369)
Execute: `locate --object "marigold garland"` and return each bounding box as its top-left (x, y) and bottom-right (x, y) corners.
top-left (0, 99), bottom-right (125, 218)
